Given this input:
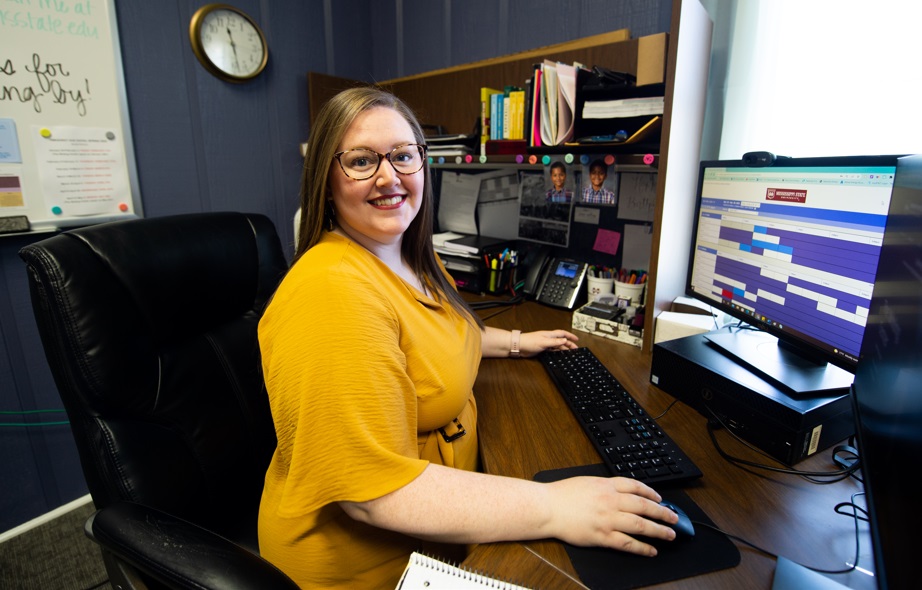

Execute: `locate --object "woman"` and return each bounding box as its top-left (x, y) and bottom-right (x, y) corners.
top-left (257, 86), bottom-right (679, 588)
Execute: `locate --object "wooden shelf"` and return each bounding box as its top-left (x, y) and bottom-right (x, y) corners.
top-left (306, 1), bottom-right (712, 352)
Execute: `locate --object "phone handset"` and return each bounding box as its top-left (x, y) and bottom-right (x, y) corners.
top-left (521, 247), bottom-right (589, 310)
top-left (521, 246), bottom-right (552, 297)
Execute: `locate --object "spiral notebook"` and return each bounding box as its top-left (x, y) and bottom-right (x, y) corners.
top-left (395, 552), bottom-right (532, 589)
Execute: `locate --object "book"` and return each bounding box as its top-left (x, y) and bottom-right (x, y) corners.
top-left (554, 62), bottom-right (579, 144)
top-left (427, 147), bottom-right (472, 158)
top-left (491, 93), bottom-right (504, 140)
top-left (539, 60), bottom-right (558, 146)
top-left (479, 87), bottom-right (502, 157)
top-left (523, 76), bottom-right (533, 145)
top-left (444, 234), bottom-right (513, 255)
top-left (395, 552), bottom-right (531, 589)
top-left (502, 85), bottom-right (521, 140)
top-left (530, 65), bottom-right (543, 147)
top-left (509, 89), bottom-right (526, 140)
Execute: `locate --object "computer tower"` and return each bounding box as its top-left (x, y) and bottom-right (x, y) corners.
top-left (651, 327), bottom-right (853, 465)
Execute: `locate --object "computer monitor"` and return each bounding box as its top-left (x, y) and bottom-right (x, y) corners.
top-left (851, 154), bottom-right (922, 589)
top-left (685, 155), bottom-right (901, 394)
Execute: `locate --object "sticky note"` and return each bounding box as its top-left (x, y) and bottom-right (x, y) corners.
top-left (593, 228), bottom-right (621, 256)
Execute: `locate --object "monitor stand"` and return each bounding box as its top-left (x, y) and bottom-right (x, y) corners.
top-left (704, 328), bottom-right (854, 397)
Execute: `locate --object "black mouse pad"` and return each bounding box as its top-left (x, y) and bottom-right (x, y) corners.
top-left (534, 464), bottom-right (740, 590)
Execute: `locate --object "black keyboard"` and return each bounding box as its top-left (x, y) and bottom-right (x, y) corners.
top-left (538, 347), bottom-right (702, 485)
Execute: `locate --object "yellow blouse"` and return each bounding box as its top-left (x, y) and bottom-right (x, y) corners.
top-left (258, 232), bottom-right (481, 589)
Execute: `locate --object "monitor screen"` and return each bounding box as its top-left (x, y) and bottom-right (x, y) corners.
top-left (686, 155), bottom-right (900, 375)
top-left (852, 154), bottom-right (922, 589)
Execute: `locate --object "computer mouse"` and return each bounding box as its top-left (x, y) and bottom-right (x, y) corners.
top-left (659, 501), bottom-right (695, 538)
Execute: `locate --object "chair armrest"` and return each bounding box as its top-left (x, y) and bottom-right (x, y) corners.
top-left (85, 502), bottom-right (299, 590)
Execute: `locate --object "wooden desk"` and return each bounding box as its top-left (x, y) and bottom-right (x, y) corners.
top-left (463, 301), bottom-right (874, 589)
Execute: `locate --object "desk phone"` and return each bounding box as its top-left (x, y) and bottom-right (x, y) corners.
top-left (523, 252), bottom-right (588, 310)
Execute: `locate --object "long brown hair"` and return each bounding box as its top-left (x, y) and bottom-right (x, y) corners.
top-left (294, 86), bottom-right (483, 329)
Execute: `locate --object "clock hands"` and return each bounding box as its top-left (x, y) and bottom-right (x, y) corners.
top-left (226, 27), bottom-right (241, 73)
top-left (192, 5), bottom-right (266, 80)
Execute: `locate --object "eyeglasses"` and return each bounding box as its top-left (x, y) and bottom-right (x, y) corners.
top-left (333, 143), bottom-right (428, 180)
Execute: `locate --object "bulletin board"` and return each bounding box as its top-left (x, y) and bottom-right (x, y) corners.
top-left (0, 0), bottom-right (142, 232)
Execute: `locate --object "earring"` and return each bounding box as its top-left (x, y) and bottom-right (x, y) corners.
top-left (324, 200), bottom-right (335, 231)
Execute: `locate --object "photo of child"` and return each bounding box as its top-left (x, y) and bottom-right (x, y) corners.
top-left (517, 169), bottom-right (573, 247)
top-left (544, 161), bottom-right (573, 221)
top-left (581, 158), bottom-right (617, 205)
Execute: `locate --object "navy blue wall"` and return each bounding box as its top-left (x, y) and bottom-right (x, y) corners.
top-left (0, 0), bottom-right (671, 532)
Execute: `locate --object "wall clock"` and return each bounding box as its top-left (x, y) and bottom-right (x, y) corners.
top-left (189, 4), bottom-right (268, 83)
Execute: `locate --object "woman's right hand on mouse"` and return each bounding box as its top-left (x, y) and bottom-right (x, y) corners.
top-left (543, 475), bottom-right (679, 556)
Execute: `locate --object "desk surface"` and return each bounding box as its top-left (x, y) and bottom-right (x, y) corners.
top-left (462, 301), bottom-right (874, 590)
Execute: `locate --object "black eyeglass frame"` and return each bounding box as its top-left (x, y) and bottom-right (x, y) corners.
top-left (333, 143), bottom-right (429, 180)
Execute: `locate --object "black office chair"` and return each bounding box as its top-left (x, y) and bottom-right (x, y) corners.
top-left (19, 212), bottom-right (298, 590)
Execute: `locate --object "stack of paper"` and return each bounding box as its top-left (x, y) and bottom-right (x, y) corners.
top-left (582, 96), bottom-right (664, 119)
top-left (539, 60), bottom-right (581, 146)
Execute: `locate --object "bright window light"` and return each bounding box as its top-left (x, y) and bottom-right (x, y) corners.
top-left (718, 0), bottom-right (922, 159)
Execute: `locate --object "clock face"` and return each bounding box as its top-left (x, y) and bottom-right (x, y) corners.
top-left (193, 6), bottom-right (267, 80)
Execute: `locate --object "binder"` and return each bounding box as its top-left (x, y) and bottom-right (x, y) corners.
top-left (479, 87), bottom-right (502, 155)
top-left (538, 61), bottom-right (591, 146)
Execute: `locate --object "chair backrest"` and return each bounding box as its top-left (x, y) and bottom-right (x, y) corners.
top-left (19, 212), bottom-right (288, 550)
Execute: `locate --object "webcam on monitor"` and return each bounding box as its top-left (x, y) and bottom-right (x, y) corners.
top-left (741, 151), bottom-right (790, 167)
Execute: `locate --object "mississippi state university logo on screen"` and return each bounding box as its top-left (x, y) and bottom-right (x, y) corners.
top-left (766, 188), bottom-right (807, 203)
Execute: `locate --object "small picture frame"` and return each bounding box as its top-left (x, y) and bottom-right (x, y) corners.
top-left (579, 157), bottom-right (618, 206)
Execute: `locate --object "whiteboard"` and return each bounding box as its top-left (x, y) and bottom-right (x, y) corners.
top-left (0, 0), bottom-right (142, 232)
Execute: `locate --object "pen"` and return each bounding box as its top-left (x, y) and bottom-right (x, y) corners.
top-left (489, 258), bottom-right (498, 292)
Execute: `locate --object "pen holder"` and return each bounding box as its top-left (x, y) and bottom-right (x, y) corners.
top-left (586, 275), bottom-right (614, 302)
top-left (614, 280), bottom-right (644, 306)
top-left (486, 265), bottom-right (514, 295)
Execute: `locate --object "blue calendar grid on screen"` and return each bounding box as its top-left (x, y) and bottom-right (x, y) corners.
top-left (696, 198), bottom-right (887, 356)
